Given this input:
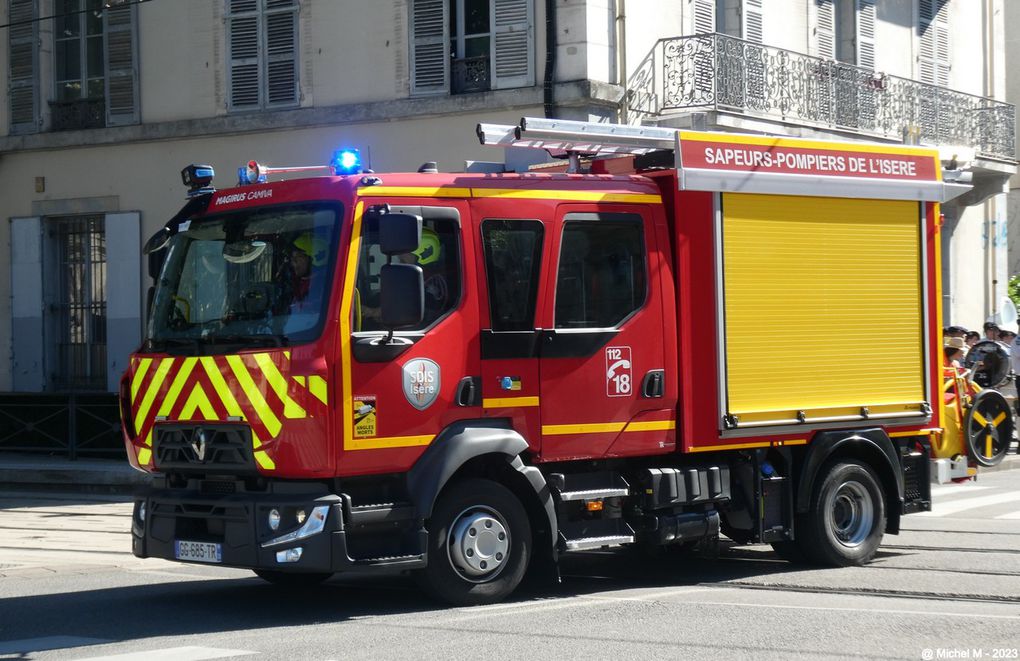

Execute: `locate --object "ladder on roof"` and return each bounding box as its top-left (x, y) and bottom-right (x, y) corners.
top-left (476, 117), bottom-right (678, 158)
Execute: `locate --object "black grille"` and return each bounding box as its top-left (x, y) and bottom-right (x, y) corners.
top-left (902, 451), bottom-right (929, 503)
top-left (154, 424), bottom-right (255, 474)
top-left (201, 480), bottom-right (239, 495)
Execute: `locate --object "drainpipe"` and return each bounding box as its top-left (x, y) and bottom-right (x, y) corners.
top-left (544, 0), bottom-right (557, 118)
top-left (984, 0), bottom-right (997, 319)
top-left (616, 0), bottom-right (628, 123)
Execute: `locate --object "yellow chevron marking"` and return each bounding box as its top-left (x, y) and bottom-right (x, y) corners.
top-left (252, 431), bottom-right (276, 470)
top-left (308, 375), bottom-right (328, 405)
top-left (156, 357), bottom-right (198, 418)
top-left (137, 447), bottom-right (151, 464)
top-left (201, 357), bottom-right (245, 418)
top-left (134, 357), bottom-right (176, 433)
top-left (292, 375), bottom-right (307, 387)
top-left (284, 351), bottom-right (291, 360)
top-left (254, 353), bottom-right (306, 419)
top-left (131, 358), bottom-right (153, 400)
top-left (623, 420), bottom-right (676, 433)
top-left (179, 383), bottom-right (217, 421)
top-left (226, 355), bottom-right (281, 437)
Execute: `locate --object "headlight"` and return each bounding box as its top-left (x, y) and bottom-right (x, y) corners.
top-left (262, 505), bottom-right (330, 549)
top-left (268, 508), bottom-right (281, 531)
top-left (138, 501), bottom-right (146, 523)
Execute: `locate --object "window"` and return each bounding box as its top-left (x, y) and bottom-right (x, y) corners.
top-left (49, 0), bottom-right (138, 130)
top-left (228, 0), bottom-right (299, 110)
top-left (51, 215), bottom-right (107, 390)
top-left (816, 0), bottom-right (875, 68)
top-left (554, 215), bottom-right (646, 330)
top-left (147, 205), bottom-right (340, 348)
top-left (410, 0), bottom-right (534, 96)
top-left (482, 219), bottom-right (543, 331)
top-left (693, 0), bottom-right (762, 42)
top-left (355, 213), bottom-right (462, 332)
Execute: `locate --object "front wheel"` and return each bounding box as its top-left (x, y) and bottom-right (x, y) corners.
top-left (416, 478), bottom-right (531, 606)
top-left (799, 461), bottom-right (886, 566)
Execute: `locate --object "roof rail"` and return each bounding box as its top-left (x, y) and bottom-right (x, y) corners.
top-left (477, 117), bottom-right (676, 157)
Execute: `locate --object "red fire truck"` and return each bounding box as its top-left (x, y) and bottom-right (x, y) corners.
top-left (122, 117), bottom-right (982, 605)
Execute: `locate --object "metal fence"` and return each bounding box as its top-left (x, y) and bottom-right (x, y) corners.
top-left (0, 393), bottom-right (123, 459)
top-left (626, 33), bottom-right (1016, 162)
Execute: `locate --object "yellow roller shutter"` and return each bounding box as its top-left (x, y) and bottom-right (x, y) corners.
top-left (722, 193), bottom-right (926, 425)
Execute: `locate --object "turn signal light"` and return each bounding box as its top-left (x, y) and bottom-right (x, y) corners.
top-left (586, 500), bottom-right (604, 512)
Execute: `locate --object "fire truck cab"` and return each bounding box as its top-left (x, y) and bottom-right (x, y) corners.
top-left (122, 118), bottom-right (971, 605)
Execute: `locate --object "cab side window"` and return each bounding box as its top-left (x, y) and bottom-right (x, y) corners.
top-left (355, 213), bottom-right (462, 331)
top-left (554, 213), bottom-right (646, 329)
top-left (481, 219), bottom-right (544, 331)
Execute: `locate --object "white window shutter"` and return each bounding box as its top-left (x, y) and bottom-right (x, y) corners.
top-left (918, 0), bottom-right (948, 86)
top-left (491, 0), bottom-right (533, 89)
top-left (265, 0), bottom-right (298, 105)
top-left (743, 0), bottom-right (764, 44)
top-left (855, 0), bottom-right (875, 70)
top-left (10, 216), bottom-right (45, 393)
top-left (693, 0), bottom-right (715, 34)
top-left (410, 0), bottom-right (449, 96)
top-left (103, 4), bottom-right (139, 126)
top-left (229, 0), bottom-right (261, 108)
top-left (8, 0), bottom-right (39, 133)
top-left (933, 0), bottom-right (949, 86)
top-left (104, 213), bottom-right (141, 393)
top-left (815, 0), bottom-right (835, 59)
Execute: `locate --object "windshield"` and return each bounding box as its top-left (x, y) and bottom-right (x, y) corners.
top-left (147, 203), bottom-right (341, 350)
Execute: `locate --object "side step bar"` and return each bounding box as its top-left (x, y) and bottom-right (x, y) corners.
top-left (564, 534), bottom-right (635, 551)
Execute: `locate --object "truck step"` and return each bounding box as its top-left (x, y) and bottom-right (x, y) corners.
top-left (347, 501), bottom-right (416, 526)
top-left (563, 535), bottom-right (635, 551)
top-left (549, 471), bottom-right (630, 502)
top-left (349, 553), bottom-right (425, 569)
top-left (557, 487), bottom-right (630, 502)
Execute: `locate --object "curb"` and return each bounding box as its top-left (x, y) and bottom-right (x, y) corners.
top-left (0, 454), bottom-right (151, 495)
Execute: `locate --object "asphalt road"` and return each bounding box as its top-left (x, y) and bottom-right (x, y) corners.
top-left (1, 471), bottom-right (1019, 661)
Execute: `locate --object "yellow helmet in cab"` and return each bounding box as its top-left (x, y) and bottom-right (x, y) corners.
top-left (293, 232), bottom-right (328, 267)
top-left (413, 228), bottom-right (441, 266)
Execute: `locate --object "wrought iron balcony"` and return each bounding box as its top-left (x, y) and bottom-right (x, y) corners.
top-left (627, 33), bottom-right (1016, 162)
top-left (452, 56), bottom-right (491, 95)
top-left (49, 98), bottom-right (106, 132)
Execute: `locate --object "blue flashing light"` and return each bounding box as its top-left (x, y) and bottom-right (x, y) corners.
top-left (331, 148), bottom-right (362, 175)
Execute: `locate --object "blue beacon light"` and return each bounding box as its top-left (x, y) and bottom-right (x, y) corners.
top-left (331, 149), bottom-right (362, 175)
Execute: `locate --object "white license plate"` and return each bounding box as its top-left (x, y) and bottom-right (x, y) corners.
top-left (174, 540), bottom-right (222, 563)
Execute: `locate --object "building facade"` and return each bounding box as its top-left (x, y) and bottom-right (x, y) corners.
top-left (0, 0), bottom-right (1013, 398)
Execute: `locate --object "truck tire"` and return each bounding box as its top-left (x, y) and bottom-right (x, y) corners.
top-left (252, 569), bottom-right (333, 587)
top-left (416, 478), bottom-right (531, 606)
top-left (799, 460), bottom-right (886, 566)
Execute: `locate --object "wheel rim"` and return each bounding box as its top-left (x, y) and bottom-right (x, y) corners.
top-left (964, 390), bottom-right (1013, 467)
top-left (826, 480), bottom-right (874, 548)
top-left (447, 505), bottom-right (511, 583)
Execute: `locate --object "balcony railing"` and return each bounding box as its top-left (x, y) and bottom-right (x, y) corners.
top-left (626, 34), bottom-right (1016, 162)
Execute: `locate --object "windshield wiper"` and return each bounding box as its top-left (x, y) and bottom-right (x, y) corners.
top-left (201, 333), bottom-right (288, 348)
top-left (146, 337), bottom-right (203, 353)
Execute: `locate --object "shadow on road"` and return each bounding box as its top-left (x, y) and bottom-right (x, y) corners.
top-left (0, 542), bottom-right (863, 649)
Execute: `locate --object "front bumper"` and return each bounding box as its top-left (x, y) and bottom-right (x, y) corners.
top-left (132, 483), bottom-right (425, 574)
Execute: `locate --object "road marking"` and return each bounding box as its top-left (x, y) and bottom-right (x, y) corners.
top-left (930, 484), bottom-right (991, 496)
top-left (448, 588), bottom-right (715, 621)
top-left (915, 491), bottom-right (1020, 517)
top-left (994, 510), bottom-right (1020, 520)
top-left (680, 600), bottom-right (1020, 621)
top-left (0, 637), bottom-right (109, 655)
top-left (75, 646), bottom-right (257, 660)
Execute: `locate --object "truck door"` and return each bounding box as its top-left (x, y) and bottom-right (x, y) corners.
top-left (537, 207), bottom-right (675, 462)
top-left (339, 201), bottom-right (481, 475)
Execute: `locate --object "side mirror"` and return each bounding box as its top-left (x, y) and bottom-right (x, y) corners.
top-left (380, 263), bottom-right (424, 328)
top-left (143, 227), bottom-right (171, 255)
top-left (379, 213), bottom-right (422, 256)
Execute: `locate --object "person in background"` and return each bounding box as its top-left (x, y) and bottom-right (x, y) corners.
top-left (965, 330), bottom-right (981, 349)
top-left (984, 321), bottom-right (1001, 341)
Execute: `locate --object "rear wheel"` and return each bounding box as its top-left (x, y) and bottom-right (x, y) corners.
top-left (799, 461), bottom-right (886, 566)
top-left (416, 478), bottom-right (531, 606)
top-left (252, 569), bottom-right (333, 587)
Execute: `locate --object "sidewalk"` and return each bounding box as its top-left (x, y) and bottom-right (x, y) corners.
top-left (0, 453), bottom-right (151, 494)
top-left (0, 448), bottom-right (1017, 494)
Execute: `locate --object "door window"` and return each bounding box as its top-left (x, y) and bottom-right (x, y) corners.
top-left (554, 214), bottom-right (646, 329)
top-left (481, 219), bottom-right (543, 331)
top-left (355, 214), bottom-right (462, 331)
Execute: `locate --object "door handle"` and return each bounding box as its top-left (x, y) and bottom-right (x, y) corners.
top-left (641, 369), bottom-right (665, 398)
top-left (456, 376), bottom-right (482, 407)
